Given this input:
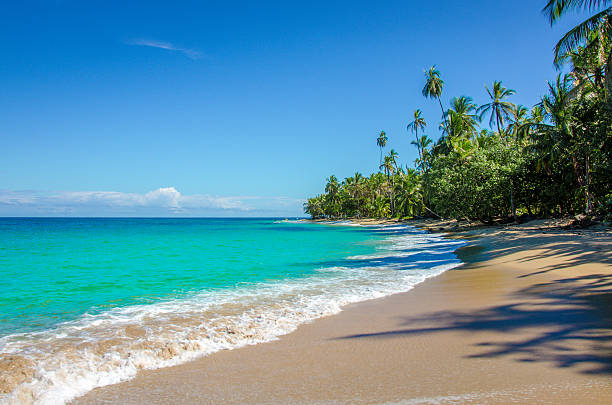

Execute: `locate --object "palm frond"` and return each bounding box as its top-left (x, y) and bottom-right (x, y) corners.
top-left (553, 8), bottom-right (611, 66)
top-left (544, 0), bottom-right (611, 25)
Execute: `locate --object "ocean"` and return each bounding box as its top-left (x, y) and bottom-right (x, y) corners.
top-left (0, 218), bottom-right (464, 404)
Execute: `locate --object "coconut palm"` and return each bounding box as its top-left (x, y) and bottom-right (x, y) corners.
top-left (507, 104), bottom-right (530, 141)
top-left (305, 195), bottom-right (327, 219)
top-left (477, 81), bottom-right (517, 220)
top-left (538, 74), bottom-right (595, 213)
top-left (531, 104), bottom-right (546, 125)
top-left (540, 75), bottom-right (574, 136)
top-left (394, 170), bottom-right (422, 217)
top-left (380, 152), bottom-right (398, 216)
top-left (407, 109), bottom-right (427, 164)
top-left (477, 81), bottom-right (516, 136)
top-left (348, 172), bottom-right (365, 217)
top-left (388, 149), bottom-right (399, 169)
top-left (325, 175), bottom-right (341, 218)
top-left (422, 66), bottom-right (450, 134)
top-left (376, 131), bottom-right (388, 166)
top-left (544, 1), bottom-right (611, 75)
top-left (411, 135), bottom-right (433, 171)
top-left (444, 96), bottom-right (480, 139)
top-left (372, 197), bottom-right (390, 218)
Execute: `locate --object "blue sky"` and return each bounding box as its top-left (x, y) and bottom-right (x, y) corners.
top-left (0, 1), bottom-right (584, 216)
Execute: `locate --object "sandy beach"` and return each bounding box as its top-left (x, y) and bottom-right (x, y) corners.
top-left (73, 220), bottom-right (612, 404)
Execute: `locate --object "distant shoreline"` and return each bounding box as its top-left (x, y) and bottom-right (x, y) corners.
top-left (304, 216), bottom-right (612, 234)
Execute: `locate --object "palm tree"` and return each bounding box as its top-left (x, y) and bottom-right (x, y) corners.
top-left (380, 152), bottom-right (398, 216)
top-left (507, 104), bottom-right (530, 141)
top-left (394, 169), bottom-right (422, 217)
top-left (325, 175), bottom-right (341, 218)
top-left (530, 104), bottom-right (546, 125)
top-left (532, 75), bottom-right (573, 174)
top-left (304, 195), bottom-right (325, 219)
top-left (444, 96), bottom-right (480, 139)
top-left (376, 131), bottom-right (388, 167)
top-left (407, 109), bottom-right (427, 165)
top-left (422, 66), bottom-right (450, 134)
top-left (373, 197), bottom-right (390, 218)
top-left (544, 0), bottom-right (611, 88)
top-left (346, 172), bottom-right (365, 217)
top-left (411, 135), bottom-right (433, 171)
top-left (354, 172), bottom-right (365, 217)
top-left (538, 74), bottom-right (595, 213)
top-left (477, 81), bottom-right (516, 136)
top-left (388, 148), bottom-right (399, 168)
top-left (477, 81), bottom-right (517, 221)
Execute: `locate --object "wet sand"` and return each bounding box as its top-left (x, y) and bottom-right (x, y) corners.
top-left (74, 222), bottom-right (612, 404)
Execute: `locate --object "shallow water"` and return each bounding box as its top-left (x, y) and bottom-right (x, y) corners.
top-left (0, 218), bottom-right (464, 404)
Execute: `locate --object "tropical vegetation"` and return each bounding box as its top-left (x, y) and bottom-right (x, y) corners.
top-left (305, 1), bottom-right (612, 222)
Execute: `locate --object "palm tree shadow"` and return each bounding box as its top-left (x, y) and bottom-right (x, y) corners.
top-left (473, 230), bottom-right (612, 275)
top-left (336, 273), bottom-right (612, 375)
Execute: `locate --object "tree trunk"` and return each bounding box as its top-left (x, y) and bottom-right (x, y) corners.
top-left (438, 98), bottom-right (449, 134)
top-left (606, 45), bottom-right (612, 99)
top-left (414, 128), bottom-right (422, 169)
top-left (499, 113), bottom-right (517, 222)
top-left (389, 190), bottom-right (393, 217)
top-left (586, 154), bottom-right (593, 214)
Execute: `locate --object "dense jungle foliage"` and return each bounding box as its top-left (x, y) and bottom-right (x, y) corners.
top-left (305, 1), bottom-right (612, 222)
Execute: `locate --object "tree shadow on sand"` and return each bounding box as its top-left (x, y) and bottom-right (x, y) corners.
top-left (468, 230), bottom-right (612, 274)
top-left (337, 272), bottom-right (612, 375)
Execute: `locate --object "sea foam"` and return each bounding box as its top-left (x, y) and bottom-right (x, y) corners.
top-left (0, 224), bottom-right (464, 405)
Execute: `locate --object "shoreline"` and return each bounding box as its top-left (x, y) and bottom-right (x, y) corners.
top-left (73, 220), bottom-right (612, 404)
top-left (306, 216), bottom-right (611, 233)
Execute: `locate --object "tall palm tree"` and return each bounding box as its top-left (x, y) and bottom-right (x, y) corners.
top-left (477, 81), bottom-right (516, 136)
top-left (376, 131), bottom-right (388, 167)
top-left (422, 66), bottom-right (450, 134)
top-left (407, 109), bottom-right (427, 165)
top-left (477, 81), bottom-right (517, 221)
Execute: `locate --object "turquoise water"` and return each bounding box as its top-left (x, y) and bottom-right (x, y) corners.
top-left (0, 218), bottom-right (464, 404)
top-left (0, 218), bottom-right (380, 337)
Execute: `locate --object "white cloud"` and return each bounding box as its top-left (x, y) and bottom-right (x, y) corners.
top-left (127, 39), bottom-right (203, 59)
top-left (0, 188), bottom-right (305, 217)
top-left (0, 190), bottom-right (39, 205)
